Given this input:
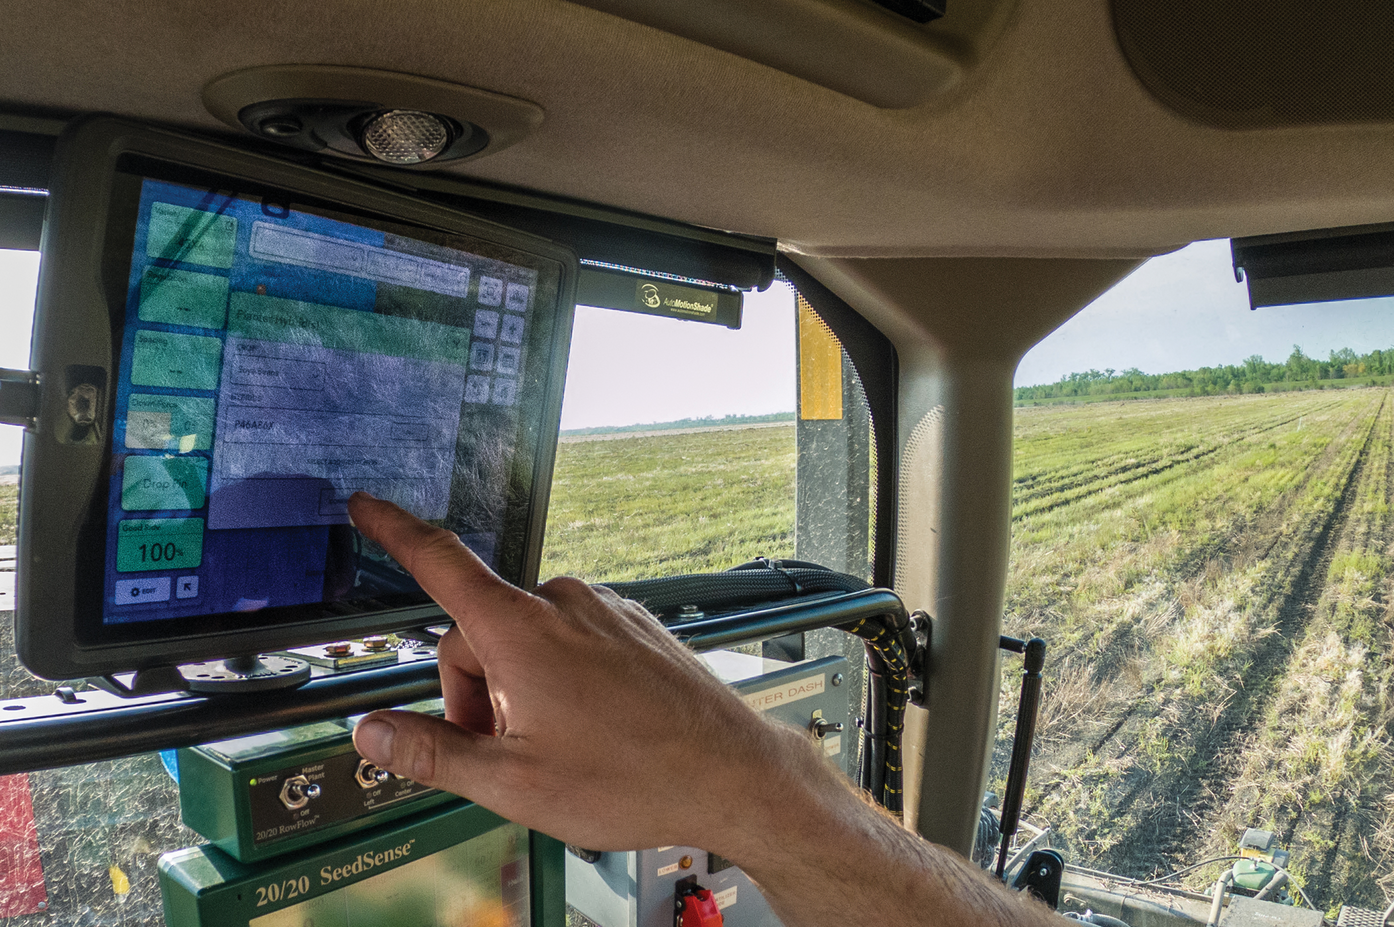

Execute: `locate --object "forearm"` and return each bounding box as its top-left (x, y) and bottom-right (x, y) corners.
top-left (347, 496), bottom-right (1058, 923)
top-left (709, 723), bottom-right (1060, 927)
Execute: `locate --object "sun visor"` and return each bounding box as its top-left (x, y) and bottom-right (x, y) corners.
top-left (0, 129), bottom-right (57, 250)
top-left (1232, 223), bottom-right (1394, 309)
top-left (575, 266), bottom-right (743, 328)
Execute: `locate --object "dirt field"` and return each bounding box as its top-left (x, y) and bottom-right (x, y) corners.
top-left (4, 397), bottom-right (1390, 915)
top-left (540, 423), bottom-right (796, 582)
top-left (999, 390), bottom-right (1394, 910)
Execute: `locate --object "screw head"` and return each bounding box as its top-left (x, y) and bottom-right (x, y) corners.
top-left (258, 115), bottom-right (303, 138)
top-left (831, 673), bottom-right (844, 687)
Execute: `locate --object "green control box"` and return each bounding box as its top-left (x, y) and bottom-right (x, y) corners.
top-left (178, 703), bottom-right (457, 863)
top-left (160, 801), bottom-right (565, 927)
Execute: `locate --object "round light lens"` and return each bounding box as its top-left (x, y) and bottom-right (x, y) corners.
top-left (359, 110), bottom-right (451, 164)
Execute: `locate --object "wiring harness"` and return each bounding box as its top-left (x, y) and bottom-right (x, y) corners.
top-left (604, 558), bottom-right (916, 813)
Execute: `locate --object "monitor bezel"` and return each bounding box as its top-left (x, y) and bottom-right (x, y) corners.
top-left (16, 116), bottom-right (577, 680)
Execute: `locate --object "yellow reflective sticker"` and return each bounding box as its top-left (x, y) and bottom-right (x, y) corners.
top-left (798, 296), bottom-right (843, 420)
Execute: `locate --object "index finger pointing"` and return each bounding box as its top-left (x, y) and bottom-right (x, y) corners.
top-left (347, 492), bottom-right (528, 633)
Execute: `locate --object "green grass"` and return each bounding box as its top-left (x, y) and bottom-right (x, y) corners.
top-left (539, 424), bottom-right (796, 582)
top-left (0, 482), bottom-right (15, 545)
top-left (538, 394), bottom-right (1394, 904)
top-left (1001, 391), bottom-right (1394, 905)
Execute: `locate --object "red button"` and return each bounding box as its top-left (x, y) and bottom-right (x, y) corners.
top-left (680, 889), bottom-right (724, 927)
top-left (0, 774), bottom-right (47, 917)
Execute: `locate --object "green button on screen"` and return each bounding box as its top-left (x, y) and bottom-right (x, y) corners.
top-left (131, 331), bottom-right (223, 392)
top-left (121, 457), bottom-right (209, 511)
top-left (139, 267), bottom-right (229, 330)
top-left (116, 518), bottom-right (205, 573)
top-left (146, 202), bottom-right (237, 269)
top-left (125, 394), bottom-right (216, 451)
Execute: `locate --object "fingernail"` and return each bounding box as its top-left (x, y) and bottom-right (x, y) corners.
top-left (355, 719), bottom-right (395, 765)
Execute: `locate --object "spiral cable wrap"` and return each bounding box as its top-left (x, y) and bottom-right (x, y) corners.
top-left (604, 559), bottom-right (915, 813)
top-left (839, 613), bottom-right (912, 813)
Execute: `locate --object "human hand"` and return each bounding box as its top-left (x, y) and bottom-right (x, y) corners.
top-left (345, 494), bottom-right (1060, 927)
top-left (347, 492), bottom-right (813, 854)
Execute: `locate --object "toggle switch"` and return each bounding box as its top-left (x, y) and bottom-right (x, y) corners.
top-left (356, 758), bottom-right (391, 788)
top-left (810, 709), bottom-right (844, 739)
top-left (677, 888), bottom-right (723, 927)
top-left (279, 775), bottom-right (320, 810)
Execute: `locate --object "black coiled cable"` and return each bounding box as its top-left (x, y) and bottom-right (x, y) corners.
top-left (604, 558), bottom-right (872, 616)
top-left (839, 611), bottom-right (912, 813)
top-left (604, 559), bottom-right (916, 814)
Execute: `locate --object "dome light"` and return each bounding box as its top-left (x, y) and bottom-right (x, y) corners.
top-left (359, 110), bottom-right (452, 165)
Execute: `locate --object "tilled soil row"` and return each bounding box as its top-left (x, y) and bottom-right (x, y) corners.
top-left (1009, 395), bottom-right (1369, 720)
top-left (1012, 393), bottom-right (1385, 884)
top-left (1188, 395), bottom-right (1394, 907)
top-left (1011, 396), bottom-right (1349, 507)
top-left (1013, 399), bottom-right (1348, 516)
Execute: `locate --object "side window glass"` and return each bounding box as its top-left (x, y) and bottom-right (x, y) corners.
top-left (541, 283), bottom-right (799, 582)
top-left (1, 248), bottom-right (38, 640)
top-left (540, 280), bottom-right (877, 585)
top-left (1003, 239), bottom-right (1394, 905)
top-left (1, 248), bottom-right (198, 927)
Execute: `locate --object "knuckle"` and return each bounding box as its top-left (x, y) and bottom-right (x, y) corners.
top-left (394, 726), bottom-right (439, 784)
top-left (437, 624), bottom-right (466, 654)
top-left (590, 584), bottom-right (625, 604)
top-left (405, 527), bottom-right (467, 572)
top-left (536, 575), bottom-right (592, 600)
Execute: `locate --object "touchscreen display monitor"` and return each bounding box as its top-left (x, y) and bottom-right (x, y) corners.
top-left (17, 117), bottom-right (576, 681)
top-left (101, 177), bottom-right (551, 628)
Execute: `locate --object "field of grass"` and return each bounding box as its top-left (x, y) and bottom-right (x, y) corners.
top-left (539, 424), bottom-right (796, 582)
top-left (1000, 389), bottom-right (1394, 910)
top-left (3, 393), bottom-right (1389, 912)
top-left (544, 400), bottom-right (1394, 906)
top-left (0, 482), bottom-right (15, 545)
top-left (1015, 375), bottom-right (1394, 407)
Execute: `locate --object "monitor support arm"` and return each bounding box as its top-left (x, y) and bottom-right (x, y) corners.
top-left (0, 367), bottom-right (39, 429)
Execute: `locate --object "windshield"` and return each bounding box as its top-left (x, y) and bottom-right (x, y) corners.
top-left (539, 286), bottom-right (798, 582)
top-left (1000, 239), bottom-right (1394, 908)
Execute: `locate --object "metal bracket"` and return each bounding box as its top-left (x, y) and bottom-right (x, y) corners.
top-left (0, 367), bottom-right (40, 429)
top-left (907, 609), bottom-right (931, 706)
top-left (92, 665), bottom-right (191, 697)
top-left (397, 625), bottom-right (448, 645)
top-left (0, 651), bottom-right (444, 775)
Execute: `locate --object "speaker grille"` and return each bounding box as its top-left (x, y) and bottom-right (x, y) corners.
top-left (1114, 0), bottom-right (1394, 128)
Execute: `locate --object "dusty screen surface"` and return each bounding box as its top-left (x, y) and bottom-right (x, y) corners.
top-left (102, 178), bottom-right (542, 626)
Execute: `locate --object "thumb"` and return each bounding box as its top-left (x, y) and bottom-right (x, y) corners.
top-left (353, 709), bottom-right (500, 797)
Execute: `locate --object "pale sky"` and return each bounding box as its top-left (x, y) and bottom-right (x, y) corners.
top-left (1015, 239), bottom-right (1394, 387)
top-left (0, 250), bottom-right (38, 466)
top-left (5, 240), bottom-right (1394, 468)
top-left (560, 282), bottom-right (796, 430)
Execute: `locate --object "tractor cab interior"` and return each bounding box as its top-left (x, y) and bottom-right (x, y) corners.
top-left (3, 0), bottom-right (1394, 924)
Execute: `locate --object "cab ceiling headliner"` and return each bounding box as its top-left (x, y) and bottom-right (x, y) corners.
top-left (3, 0), bottom-right (1394, 259)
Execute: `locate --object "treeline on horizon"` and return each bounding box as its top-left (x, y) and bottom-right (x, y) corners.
top-left (1015, 345), bottom-right (1393, 402)
top-left (560, 410), bottom-right (795, 436)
